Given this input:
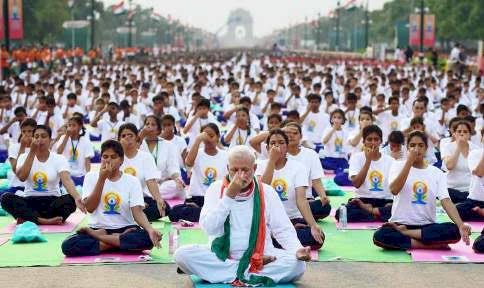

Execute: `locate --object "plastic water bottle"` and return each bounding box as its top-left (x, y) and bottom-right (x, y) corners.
top-left (339, 204), bottom-right (347, 230)
top-left (169, 227), bottom-right (180, 255)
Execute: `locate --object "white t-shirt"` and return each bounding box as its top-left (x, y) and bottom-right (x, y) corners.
top-left (441, 141), bottom-right (479, 192)
top-left (302, 111), bottom-right (330, 144)
top-left (188, 148), bottom-right (228, 197)
top-left (185, 114), bottom-right (219, 149)
top-left (140, 139), bottom-right (179, 181)
top-left (17, 152), bottom-right (70, 197)
top-left (120, 150), bottom-right (160, 198)
top-left (377, 111), bottom-right (405, 141)
top-left (348, 152), bottom-right (394, 199)
top-left (225, 125), bottom-right (256, 148)
top-left (8, 143), bottom-right (29, 187)
top-left (97, 119), bottom-right (123, 143)
top-left (468, 148), bottom-right (483, 202)
top-left (164, 135), bottom-right (188, 169)
top-left (288, 147), bottom-right (323, 199)
top-left (255, 158), bottom-right (309, 219)
top-left (322, 127), bottom-right (349, 158)
top-left (388, 161), bottom-right (450, 225)
top-left (55, 135), bottom-right (94, 177)
top-left (82, 171), bottom-right (145, 229)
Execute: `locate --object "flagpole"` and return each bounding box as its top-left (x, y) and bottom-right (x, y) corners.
top-left (90, 0), bottom-right (95, 49)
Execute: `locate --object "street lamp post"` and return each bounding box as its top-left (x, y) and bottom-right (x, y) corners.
top-left (316, 13), bottom-right (321, 51)
top-left (90, 0), bottom-right (95, 49)
top-left (128, 0), bottom-right (133, 48)
top-left (68, 0), bottom-right (75, 48)
top-left (3, 0), bottom-right (9, 50)
top-left (335, 1), bottom-right (341, 51)
top-left (415, 0), bottom-right (429, 63)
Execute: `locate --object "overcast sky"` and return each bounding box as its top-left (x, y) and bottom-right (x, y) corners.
top-left (102, 0), bottom-right (392, 37)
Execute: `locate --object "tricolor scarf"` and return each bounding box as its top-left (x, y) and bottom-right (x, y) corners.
top-left (211, 176), bottom-right (275, 287)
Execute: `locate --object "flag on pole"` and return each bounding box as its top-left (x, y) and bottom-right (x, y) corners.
top-left (111, 1), bottom-right (125, 15)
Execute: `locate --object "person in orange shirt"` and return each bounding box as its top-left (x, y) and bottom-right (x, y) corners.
top-left (0, 45), bottom-right (10, 80)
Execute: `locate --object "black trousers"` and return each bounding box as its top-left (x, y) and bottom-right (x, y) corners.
top-left (273, 218), bottom-right (324, 250)
top-left (143, 196), bottom-right (171, 222)
top-left (373, 222), bottom-right (460, 250)
top-left (455, 198), bottom-right (484, 221)
top-left (474, 229), bottom-right (484, 253)
top-left (448, 188), bottom-right (469, 204)
top-left (308, 199), bottom-right (331, 220)
top-left (335, 198), bottom-right (393, 222)
top-left (62, 225), bottom-right (153, 256)
top-left (0, 193), bottom-right (76, 224)
top-left (168, 196), bottom-right (204, 222)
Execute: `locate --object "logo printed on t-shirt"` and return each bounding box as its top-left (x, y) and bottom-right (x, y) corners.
top-left (412, 181), bottom-right (428, 205)
top-left (307, 120), bottom-right (316, 132)
top-left (103, 192), bottom-right (122, 215)
top-left (271, 178), bottom-right (288, 201)
top-left (390, 120), bottom-right (399, 130)
top-left (69, 148), bottom-right (79, 161)
top-left (203, 167), bottom-right (217, 186)
top-left (368, 170), bottom-right (384, 192)
top-left (123, 167), bottom-right (137, 177)
top-left (335, 137), bottom-right (343, 153)
top-left (32, 171), bottom-right (48, 192)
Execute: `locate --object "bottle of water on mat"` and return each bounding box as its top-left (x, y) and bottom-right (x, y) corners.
top-left (339, 204), bottom-right (347, 230)
top-left (169, 227), bottom-right (180, 255)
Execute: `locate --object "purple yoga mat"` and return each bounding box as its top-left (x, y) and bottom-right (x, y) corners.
top-left (410, 241), bottom-right (484, 263)
top-left (64, 251), bottom-right (152, 264)
top-left (0, 211), bottom-right (86, 234)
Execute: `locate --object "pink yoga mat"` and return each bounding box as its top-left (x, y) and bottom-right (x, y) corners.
top-left (310, 249), bottom-right (319, 261)
top-left (64, 251), bottom-right (152, 264)
top-left (468, 222), bottom-right (484, 233)
top-left (172, 222), bottom-right (201, 230)
top-left (332, 217), bottom-right (382, 230)
top-left (0, 237), bottom-right (9, 246)
top-left (0, 211), bottom-right (86, 234)
top-left (410, 241), bottom-right (484, 263)
top-left (166, 198), bottom-right (185, 207)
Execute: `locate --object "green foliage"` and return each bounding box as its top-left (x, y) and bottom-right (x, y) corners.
top-left (23, 0), bottom-right (70, 44)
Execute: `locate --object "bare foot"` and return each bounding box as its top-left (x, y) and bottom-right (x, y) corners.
top-left (121, 227), bottom-right (138, 235)
top-left (383, 222), bottom-right (407, 233)
top-left (350, 198), bottom-right (376, 215)
top-left (472, 207), bottom-right (484, 217)
top-left (38, 216), bottom-right (63, 225)
top-left (78, 227), bottom-right (107, 239)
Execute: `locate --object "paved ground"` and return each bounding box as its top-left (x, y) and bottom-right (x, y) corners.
top-left (0, 262), bottom-right (483, 288)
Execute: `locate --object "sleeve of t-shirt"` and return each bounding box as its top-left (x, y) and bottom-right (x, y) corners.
top-left (440, 142), bottom-right (453, 159)
top-left (16, 153), bottom-right (27, 174)
top-left (388, 160), bottom-right (404, 185)
top-left (55, 154), bottom-right (70, 173)
top-left (128, 176), bottom-right (145, 207)
top-left (8, 144), bottom-right (19, 160)
top-left (255, 160), bottom-right (267, 176)
top-left (144, 153), bottom-right (160, 181)
top-left (468, 149), bottom-right (482, 172)
top-left (83, 139), bottom-right (95, 158)
top-left (435, 168), bottom-right (450, 200)
top-left (166, 144), bottom-right (180, 176)
top-left (81, 172), bottom-right (97, 200)
top-left (348, 152), bottom-right (363, 178)
top-left (309, 150), bottom-right (324, 180)
top-left (294, 163), bottom-right (309, 188)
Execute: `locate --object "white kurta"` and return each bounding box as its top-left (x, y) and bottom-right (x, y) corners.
top-left (174, 180), bottom-right (306, 284)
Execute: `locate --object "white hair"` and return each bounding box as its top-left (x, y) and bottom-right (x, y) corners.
top-left (228, 145), bottom-right (256, 164)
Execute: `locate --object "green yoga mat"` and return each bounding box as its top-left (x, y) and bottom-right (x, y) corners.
top-left (323, 179), bottom-right (345, 196)
top-left (190, 275), bottom-right (296, 287)
top-left (0, 233), bottom-right (67, 267)
top-left (317, 221), bottom-right (411, 262)
top-left (327, 192), bottom-right (354, 208)
top-left (0, 215), bottom-right (13, 230)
